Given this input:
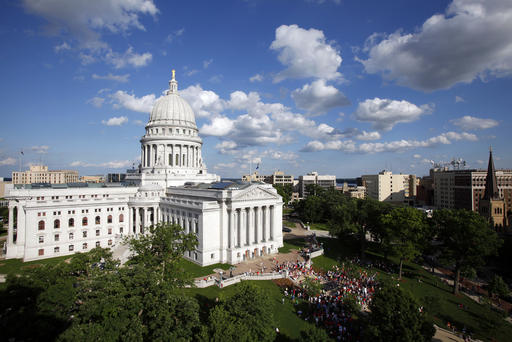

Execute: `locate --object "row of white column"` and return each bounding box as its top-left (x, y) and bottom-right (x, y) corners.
top-left (163, 214), bottom-right (198, 235)
top-left (131, 206), bottom-right (160, 234)
top-left (228, 205), bottom-right (274, 249)
top-left (141, 144), bottom-right (201, 168)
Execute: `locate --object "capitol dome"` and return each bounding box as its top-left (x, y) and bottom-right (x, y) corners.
top-left (149, 71), bottom-right (197, 128)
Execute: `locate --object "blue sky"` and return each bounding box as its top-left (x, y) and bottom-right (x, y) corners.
top-left (1, 0), bottom-right (511, 178)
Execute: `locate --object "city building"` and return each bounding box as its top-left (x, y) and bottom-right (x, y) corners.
top-left (431, 167), bottom-right (512, 213)
top-left (264, 171), bottom-right (294, 186)
top-left (336, 182), bottom-right (366, 199)
top-left (298, 171), bottom-right (336, 198)
top-left (362, 171), bottom-right (416, 203)
top-left (80, 175), bottom-right (104, 183)
top-left (0, 177), bottom-right (12, 198)
top-left (106, 173), bottom-right (127, 183)
top-left (241, 172), bottom-right (266, 183)
top-left (12, 165), bottom-right (79, 185)
top-left (5, 71), bottom-right (283, 265)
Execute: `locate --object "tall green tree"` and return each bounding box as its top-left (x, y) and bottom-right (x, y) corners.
top-left (207, 282), bottom-right (276, 342)
top-left (366, 283), bottom-right (435, 342)
top-left (488, 274), bottom-right (509, 299)
top-left (433, 209), bottom-right (502, 295)
top-left (381, 207), bottom-right (428, 279)
top-left (128, 222), bottom-right (198, 287)
top-left (273, 184), bottom-right (293, 204)
top-left (299, 325), bottom-right (331, 342)
top-left (329, 198), bottom-right (389, 259)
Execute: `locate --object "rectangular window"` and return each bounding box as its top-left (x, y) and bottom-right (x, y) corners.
top-left (38, 249), bottom-right (44, 256)
top-left (54, 234), bottom-right (59, 242)
top-left (96, 229), bottom-right (100, 236)
top-left (83, 231), bottom-right (87, 238)
top-left (108, 228), bottom-right (112, 235)
top-left (69, 245), bottom-right (74, 251)
top-left (69, 232), bottom-right (74, 240)
top-left (119, 227), bottom-right (123, 234)
top-left (82, 243), bottom-right (88, 250)
top-left (108, 239), bottom-right (113, 246)
top-left (54, 247), bottom-right (60, 253)
top-left (95, 241), bottom-right (100, 247)
top-left (39, 236), bottom-right (44, 243)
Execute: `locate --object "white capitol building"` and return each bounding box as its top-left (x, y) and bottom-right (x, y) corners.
top-left (5, 71), bottom-right (283, 266)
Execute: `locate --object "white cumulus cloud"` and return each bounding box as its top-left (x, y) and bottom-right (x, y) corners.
top-left (0, 157), bottom-right (16, 166)
top-left (111, 90), bottom-right (157, 113)
top-left (31, 145), bottom-right (49, 154)
top-left (200, 116), bottom-right (234, 136)
top-left (71, 160), bottom-right (133, 169)
top-left (355, 131), bottom-right (381, 141)
top-left (105, 47), bottom-right (152, 68)
top-left (451, 115), bottom-right (499, 130)
top-left (249, 74), bottom-right (264, 82)
top-left (354, 97), bottom-right (432, 131)
top-left (301, 131), bottom-right (477, 153)
top-left (291, 79), bottom-right (350, 115)
top-left (358, 0), bottom-right (512, 91)
top-left (102, 116), bottom-right (128, 126)
top-left (23, 0), bottom-right (157, 67)
top-left (270, 24), bottom-right (342, 82)
top-left (180, 84), bottom-right (225, 118)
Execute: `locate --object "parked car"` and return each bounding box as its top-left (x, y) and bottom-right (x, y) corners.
top-left (282, 227), bottom-right (292, 232)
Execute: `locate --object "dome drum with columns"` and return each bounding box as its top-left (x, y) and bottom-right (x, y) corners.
top-left (132, 71), bottom-right (219, 188)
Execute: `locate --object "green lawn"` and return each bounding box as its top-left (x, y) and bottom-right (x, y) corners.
top-left (282, 220), bottom-right (296, 228)
top-left (176, 258), bottom-right (231, 278)
top-left (311, 237), bottom-right (512, 342)
top-left (278, 238), bottom-right (307, 253)
top-left (283, 208), bottom-right (293, 215)
top-left (309, 222), bottom-right (329, 231)
top-left (184, 280), bottom-right (314, 340)
top-left (0, 255), bottom-right (72, 279)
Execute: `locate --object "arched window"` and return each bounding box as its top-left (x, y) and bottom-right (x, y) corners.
top-left (95, 216), bottom-right (100, 224)
top-left (82, 217), bottom-right (88, 226)
top-left (54, 219), bottom-right (60, 229)
top-left (38, 220), bottom-right (45, 230)
top-left (69, 218), bottom-right (74, 227)
top-left (119, 214), bottom-right (124, 223)
top-left (108, 215), bottom-right (113, 223)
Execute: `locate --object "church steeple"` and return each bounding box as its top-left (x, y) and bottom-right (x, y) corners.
top-left (483, 146), bottom-right (499, 200)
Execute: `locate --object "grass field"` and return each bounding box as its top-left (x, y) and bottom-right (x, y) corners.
top-left (309, 222), bottom-right (329, 231)
top-left (312, 237), bottom-right (512, 342)
top-left (0, 255), bottom-right (72, 289)
top-left (184, 280), bottom-right (313, 341)
top-left (278, 239), bottom-right (307, 254)
top-left (176, 258), bottom-right (231, 278)
top-left (282, 220), bottom-right (296, 228)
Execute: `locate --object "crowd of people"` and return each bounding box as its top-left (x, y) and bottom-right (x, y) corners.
top-left (275, 259), bottom-right (379, 341)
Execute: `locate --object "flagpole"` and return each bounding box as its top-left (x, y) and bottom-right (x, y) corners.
top-left (249, 158), bottom-right (252, 184)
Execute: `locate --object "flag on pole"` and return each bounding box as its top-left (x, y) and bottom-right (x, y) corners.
top-left (20, 150), bottom-right (24, 155)
top-left (256, 163), bottom-right (259, 170)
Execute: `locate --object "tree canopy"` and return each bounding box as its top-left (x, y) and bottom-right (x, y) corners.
top-left (365, 283), bottom-right (435, 342)
top-left (207, 282), bottom-right (276, 342)
top-left (380, 207), bottom-right (429, 279)
top-left (433, 209), bottom-right (502, 294)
